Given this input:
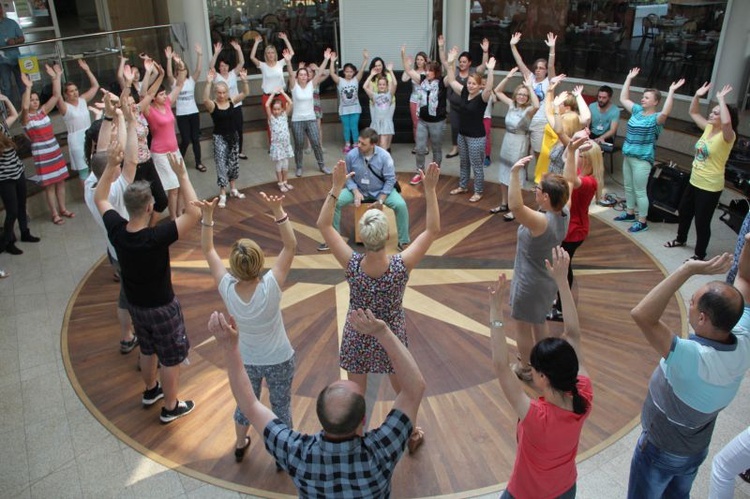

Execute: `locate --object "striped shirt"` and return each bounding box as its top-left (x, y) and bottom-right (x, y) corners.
top-left (0, 122), bottom-right (23, 182)
top-left (622, 104), bottom-right (662, 164)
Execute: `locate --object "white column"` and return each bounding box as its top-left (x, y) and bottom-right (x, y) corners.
top-left (165, 0), bottom-right (211, 81)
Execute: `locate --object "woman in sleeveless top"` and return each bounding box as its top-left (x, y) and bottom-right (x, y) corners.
top-left (491, 68), bottom-right (539, 218)
top-left (54, 58), bottom-right (99, 184)
top-left (285, 49), bottom-right (330, 177)
top-left (21, 68), bottom-right (72, 225)
top-left (203, 67), bottom-right (250, 209)
top-left (250, 31), bottom-right (294, 145)
top-left (317, 160), bottom-right (442, 453)
top-left (166, 44), bottom-right (205, 173)
top-left (209, 40), bottom-right (247, 159)
top-left (507, 155), bottom-right (572, 382)
top-left (401, 46), bottom-right (429, 150)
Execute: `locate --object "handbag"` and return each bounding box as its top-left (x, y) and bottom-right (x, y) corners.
top-left (365, 158), bottom-right (401, 193)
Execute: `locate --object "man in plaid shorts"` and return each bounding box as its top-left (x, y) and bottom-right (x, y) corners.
top-left (209, 308), bottom-right (426, 497)
top-left (96, 144), bottom-right (201, 424)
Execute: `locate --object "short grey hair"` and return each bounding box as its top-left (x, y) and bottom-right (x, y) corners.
top-left (359, 208), bottom-right (388, 252)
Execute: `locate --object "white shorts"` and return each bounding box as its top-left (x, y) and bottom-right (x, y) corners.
top-left (151, 150), bottom-right (181, 191)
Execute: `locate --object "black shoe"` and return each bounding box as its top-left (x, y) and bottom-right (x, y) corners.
top-left (160, 400), bottom-right (195, 423)
top-left (234, 436), bottom-right (251, 462)
top-left (317, 243), bottom-right (329, 251)
top-left (397, 242), bottom-right (409, 252)
top-left (142, 381), bottom-right (164, 406)
top-left (546, 308), bottom-right (563, 322)
top-left (120, 336), bottom-right (138, 354)
top-left (20, 231), bottom-right (40, 243)
top-left (4, 243), bottom-right (22, 255)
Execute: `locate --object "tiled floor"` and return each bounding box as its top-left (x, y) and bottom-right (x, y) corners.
top-left (1, 131), bottom-right (749, 498)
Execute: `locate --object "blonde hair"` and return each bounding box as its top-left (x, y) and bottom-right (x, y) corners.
top-left (512, 83), bottom-right (532, 109)
top-left (229, 238), bottom-right (264, 281)
top-left (359, 209), bottom-right (388, 252)
top-left (580, 142), bottom-right (604, 201)
top-left (561, 112), bottom-right (582, 138)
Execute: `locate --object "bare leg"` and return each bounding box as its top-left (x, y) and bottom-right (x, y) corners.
top-left (167, 189), bottom-right (178, 220)
top-left (140, 353), bottom-right (159, 390)
top-left (44, 185), bottom-right (57, 218)
top-left (160, 364), bottom-right (181, 411)
top-left (116, 307), bottom-right (134, 342)
top-left (500, 183), bottom-right (509, 206)
top-left (516, 321), bottom-right (535, 365)
top-left (55, 181), bottom-right (68, 214)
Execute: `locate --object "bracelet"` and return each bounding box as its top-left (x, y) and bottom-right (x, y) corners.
top-left (275, 214), bottom-right (289, 224)
top-left (489, 320), bottom-right (504, 328)
top-left (103, 116), bottom-right (114, 121)
top-left (200, 219), bottom-right (215, 227)
top-left (328, 191), bottom-right (338, 200)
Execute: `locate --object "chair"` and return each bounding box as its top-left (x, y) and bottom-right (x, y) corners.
top-left (601, 136), bottom-right (621, 174)
top-left (636, 16), bottom-right (657, 60)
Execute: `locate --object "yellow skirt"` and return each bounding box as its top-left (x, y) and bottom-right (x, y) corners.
top-left (534, 124), bottom-right (559, 183)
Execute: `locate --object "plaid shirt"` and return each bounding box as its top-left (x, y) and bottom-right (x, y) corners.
top-left (264, 409), bottom-right (413, 498)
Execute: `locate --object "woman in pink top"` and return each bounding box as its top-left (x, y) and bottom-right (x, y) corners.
top-left (140, 58), bottom-right (185, 220)
top-left (489, 247), bottom-right (593, 499)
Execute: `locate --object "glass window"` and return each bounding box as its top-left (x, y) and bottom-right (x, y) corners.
top-left (469, 0), bottom-right (728, 96)
top-left (206, 0), bottom-right (340, 76)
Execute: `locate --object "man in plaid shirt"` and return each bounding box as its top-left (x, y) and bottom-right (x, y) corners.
top-left (209, 308), bottom-right (426, 498)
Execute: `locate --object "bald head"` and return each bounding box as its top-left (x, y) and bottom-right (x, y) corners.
top-left (696, 281), bottom-right (744, 334)
top-left (316, 380), bottom-right (366, 436)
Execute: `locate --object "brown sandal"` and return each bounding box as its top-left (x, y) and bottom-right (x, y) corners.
top-left (408, 427), bottom-right (425, 454)
top-left (52, 214), bottom-right (65, 225)
top-left (60, 210), bottom-right (75, 218)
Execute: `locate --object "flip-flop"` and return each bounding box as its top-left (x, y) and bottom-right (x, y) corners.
top-left (195, 164), bottom-right (207, 172)
top-left (234, 436), bottom-right (251, 462)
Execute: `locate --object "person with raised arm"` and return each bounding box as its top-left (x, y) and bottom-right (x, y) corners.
top-left (445, 48), bottom-right (496, 203)
top-left (21, 67), bottom-right (72, 226)
top-left (543, 77), bottom-right (590, 176)
top-left (616, 68), bottom-right (684, 234)
top-left (490, 67), bottom-right (539, 217)
top-left (363, 61), bottom-right (398, 151)
top-left (141, 58), bottom-right (186, 220)
top-left (82, 90), bottom-right (138, 353)
top-left (490, 247), bottom-right (593, 499)
top-left (627, 252), bottom-right (750, 498)
top-left (330, 49), bottom-right (368, 153)
top-left (509, 31), bottom-right (557, 163)
top-left (203, 66), bottom-right (250, 208)
top-left (316, 157), bottom-right (440, 453)
top-left (401, 45), bottom-right (429, 151)
top-left (507, 155), bottom-right (571, 381)
top-left (210, 40), bottom-right (248, 159)
top-left (95, 143), bottom-right (201, 424)
top-left (165, 44), bottom-right (205, 173)
top-left (0, 88), bottom-right (39, 255)
top-left (665, 83), bottom-right (737, 260)
top-left (209, 305), bottom-right (425, 496)
top-left (265, 87), bottom-right (295, 192)
top-left (285, 48), bottom-right (330, 177)
top-left (194, 190), bottom-right (297, 463)
top-left (55, 58), bottom-right (99, 183)
top-left (403, 37), bottom-right (449, 186)
top-left (250, 31), bottom-right (294, 145)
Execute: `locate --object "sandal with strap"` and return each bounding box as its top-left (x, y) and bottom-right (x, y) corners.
top-left (490, 204), bottom-right (509, 214)
top-left (449, 187), bottom-right (468, 195)
top-left (469, 193), bottom-right (483, 203)
top-left (278, 182), bottom-right (289, 193)
top-left (503, 212), bottom-right (516, 222)
top-left (52, 214), bottom-right (65, 225)
top-left (229, 189), bottom-right (246, 199)
top-left (234, 436), bottom-right (251, 462)
top-left (60, 210), bottom-right (75, 218)
top-left (284, 182), bottom-right (294, 190)
top-left (664, 239), bottom-right (686, 248)
top-left (408, 427), bottom-right (425, 454)
top-left (195, 164), bottom-right (207, 173)
top-left (739, 468), bottom-right (750, 484)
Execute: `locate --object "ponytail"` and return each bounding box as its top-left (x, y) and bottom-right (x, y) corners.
top-left (570, 384), bottom-right (588, 415)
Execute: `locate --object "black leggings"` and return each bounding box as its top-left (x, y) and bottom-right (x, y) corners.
top-left (554, 239), bottom-right (584, 312)
top-left (0, 173), bottom-right (29, 247)
top-left (676, 183), bottom-right (721, 260)
top-left (176, 113), bottom-right (202, 165)
top-left (232, 106), bottom-right (244, 154)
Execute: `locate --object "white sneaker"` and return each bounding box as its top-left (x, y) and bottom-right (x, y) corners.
top-left (218, 194), bottom-right (227, 208)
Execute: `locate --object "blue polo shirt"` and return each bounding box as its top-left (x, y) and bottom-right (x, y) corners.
top-left (0, 17), bottom-right (23, 65)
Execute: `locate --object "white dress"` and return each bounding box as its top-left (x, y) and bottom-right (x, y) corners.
top-left (370, 92), bottom-right (395, 135)
top-left (62, 99), bottom-right (92, 172)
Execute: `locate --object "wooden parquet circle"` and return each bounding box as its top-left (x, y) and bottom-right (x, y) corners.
top-left (62, 174), bottom-right (683, 497)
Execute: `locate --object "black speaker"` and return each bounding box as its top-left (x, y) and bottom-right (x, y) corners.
top-left (646, 162), bottom-right (690, 223)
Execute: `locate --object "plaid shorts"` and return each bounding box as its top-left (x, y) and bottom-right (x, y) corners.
top-left (128, 297), bottom-right (189, 366)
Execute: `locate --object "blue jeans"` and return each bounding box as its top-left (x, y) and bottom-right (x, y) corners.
top-left (627, 431), bottom-right (708, 499)
top-left (500, 483), bottom-right (576, 499)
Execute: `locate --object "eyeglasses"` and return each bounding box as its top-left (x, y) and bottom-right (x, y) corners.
top-left (533, 185), bottom-right (544, 193)
top-left (516, 93), bottom-right (529, 97)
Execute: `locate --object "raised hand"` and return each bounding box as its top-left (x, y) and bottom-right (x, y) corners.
top-left (511, 155), bottom-right (533, 173)
top-left (523, 73), bottom-right (535, 88)
top-left (21, 72), bottom-right (32, 88)
top-left (669, 78), bottom-right (685, 92)
top-left (278, 31), bottom-right (288, 41)
top-left (191, 197), bottom-right (219, 218)
top-left (206, 68), bottom-right (216, 82)
top-left (213, 42), bottom-right (223, 54)
top-left (349, 308), bottom-right (389, 338)
top-left (107, 140), bottom-right (124, 167)
top-left (695, 81), bottom-right (711, 98)
top-left (550, 73), bottom-right (566, 86)
top-left (545, 246), bottom-right (570, 286)
top-left (438, 34), bottom-right (445, 48)
top-left (78, 59), bottom-right (91, 72)
top-left (208, 311), bottom-right (239, 351)
top-left (282, 48), bottom-right (292, 61)
top-left (420, 162), bottom-right (440, 191)
top-left (626, 67), bottom-right (640, 79)
top-left (545, 32), bottom-right (557, 48)
top-left (683, 252), bottom-right (732, 275)
top-left (486, 57), bottom-right (496, 71)
top-left (488, 273), bottom-right (508, 313)
top-left (386, 62), bottom-right (394, 72)
top-left (44, 64), bottom-right (56, 78)
top-left (323, 47), bottom-right (332, 59)
top-left (510, 32), bottom-right (522, 46)
top-left (331, 159), bottom-right (351, 191)
top-left (506, 66), bottom-right (518, 79)
top-left (363, 49), bottom-right (369, 59)
top-left (194, 43), bottom-right (203, 56)
top-left (167, 152), bottom-right (186, 176)
top-left (238, 67), bottom-right (248, 80)
top-left (259, 191), bottom-right (284, 211)
top-left (330, 52), bottom-right (337, 63)
top-left (229, 40), bottom-right (241, 51)
top-left (716, 84), bottom-right (732, 100)
top-left (164, 46), bottom-right (173, 60)
top-left (480, 38), bottom-right (490, 52)
top-left (447, 47), bottom-right (459, 64)
top-left (253, 33), bottom-right (262, 43)
top-left (553, 91), bottom-right (570, 107)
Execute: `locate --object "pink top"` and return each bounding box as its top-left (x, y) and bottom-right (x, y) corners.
top-left (507, 376), bottom-right (594, 499)
top-left (145, 97), bottom-right (178, 153)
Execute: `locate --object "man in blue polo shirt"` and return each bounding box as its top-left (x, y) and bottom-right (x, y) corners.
top-left (628, 252), bottom-right (750, 498)
top-left (209, 307), bottom-right (425, 498)
top-left (0, 3), bottom-right (24, 108)
top-left (588, 85), bottom-right (620, 148)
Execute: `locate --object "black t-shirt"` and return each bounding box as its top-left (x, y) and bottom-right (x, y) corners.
top-left (418, 75), bottom-right (447, 123)
top-left (459, 85), bottom-right (487, 138)
top-left (103, 210), bottom-right (179, 308)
